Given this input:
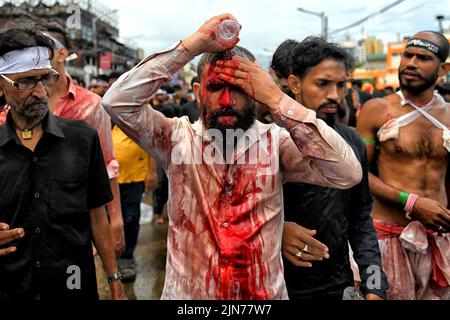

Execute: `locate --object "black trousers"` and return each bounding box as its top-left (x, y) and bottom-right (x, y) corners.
top-left (119, 182), bottom-right (145, 259)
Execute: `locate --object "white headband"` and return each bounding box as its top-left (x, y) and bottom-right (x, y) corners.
top-left (0, 46), bottom-right (52, 74)
top-left (42, 32), bottom-right (78, 62)
top-left (42, 32), bottom-right (66, 49)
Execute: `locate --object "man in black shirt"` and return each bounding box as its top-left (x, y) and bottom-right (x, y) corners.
top-left (345, 80), bottom-right (373, 127)
top-left (282, 37), bottom-right (388, 300)
top-left (0, 27), bottom-right (125, 300)
top-left (179, 77), bottom-right (200, 124)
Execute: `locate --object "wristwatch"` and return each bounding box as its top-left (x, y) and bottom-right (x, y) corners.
top-left (107, 272), bottom-right (123, 284)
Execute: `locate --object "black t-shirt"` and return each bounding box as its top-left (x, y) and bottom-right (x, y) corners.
top-left (0, 112), bottom-right (112, 301)
top-left (283, 122), bottom-right (388, 300)
top-left (180, 100), bottom-right (200, 123)
top-left (153, 103), bottom-right (179, 118)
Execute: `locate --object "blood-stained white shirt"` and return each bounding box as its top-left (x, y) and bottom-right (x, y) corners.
top-left (103, 43), bottom-right (362, 300)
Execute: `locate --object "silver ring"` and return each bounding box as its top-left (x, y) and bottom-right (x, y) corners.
top-left (295, 251), bottom-right (303, 259)
top-left (302, 244), bottom-right (309, 254)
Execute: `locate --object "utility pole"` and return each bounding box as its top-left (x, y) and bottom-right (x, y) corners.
top-left (436, 15), bottom-right (450, 33)
top-left (91, 16), bottom-right (98, 77)
top-left (323, 16), bottom-right (328, 40)
top-left (297, 7), bottom-right (328, 40)
top-left (436, 15), bottom-right (445, 33)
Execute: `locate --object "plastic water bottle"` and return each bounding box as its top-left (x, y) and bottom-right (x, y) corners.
top-left (215, 19), bottom-right (241, 46)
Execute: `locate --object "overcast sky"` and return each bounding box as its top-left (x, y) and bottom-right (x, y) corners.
top-left (3, 0), bottom-right (449, 60)
top-left (107, 0), bottom-right (449, 64)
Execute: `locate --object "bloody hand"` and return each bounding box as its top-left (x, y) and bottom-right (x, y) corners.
top-left (214, 56), bottom-right (284, 110)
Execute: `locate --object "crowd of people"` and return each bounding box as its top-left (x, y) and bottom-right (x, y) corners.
top-left (0, 13), bottom-right (450, 301)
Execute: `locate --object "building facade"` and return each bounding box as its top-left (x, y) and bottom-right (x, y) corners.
top-left (0, 0), bottom-right (142, 80)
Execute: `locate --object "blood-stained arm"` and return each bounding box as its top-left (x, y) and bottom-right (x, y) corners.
top-left (102, 13), bottom-right (240, 166)
top-left (215, 57), bottom-right (362, 189)
top-left (446, 158), bottom-right (450, 210)
top-left (84, 96), bottom-right (120, 179)
top-left (102, 45), bottom-right (190, 167)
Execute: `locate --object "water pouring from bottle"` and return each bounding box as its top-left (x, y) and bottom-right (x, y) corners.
top-left (215, 19), bottom-right (241, 59)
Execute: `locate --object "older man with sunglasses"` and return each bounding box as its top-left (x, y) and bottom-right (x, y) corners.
top-left (0, 22), bottom-right (125, 259)
top-left (0, 27), bottom-right (126, 301)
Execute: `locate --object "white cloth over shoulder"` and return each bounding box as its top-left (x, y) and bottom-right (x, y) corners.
top-left (377, 91), bottom-right (450, 152)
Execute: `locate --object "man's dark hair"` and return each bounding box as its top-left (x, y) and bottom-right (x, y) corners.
top-left (190, 76), bottom-right (199, 89)
top-left (197, 46), bottom-right (256, 80)
top-left (0, 27), bottom-right (55, 109)
top-left (271, 39), bottom-right (298, 79)
top-left (419, 31), bottom-right (449, 61)
top-left (98, 74), bottom-right (109, 82)
top-left (173, 84), bottom-right (182, 91)
top-left (0, 27), bottom-right (54, 59)
top-left (437, 82), bottom-right (450, 95)
top-left (161, 85), bottom-right (175, 94)
top-left (352, 79), bottom-right (363, 89)
top-left (40, 22), bottom-right (72, 50)
top-left (291, 36), bottom-right (353, 79)
top-left (108, 72), bottom-right (122, 82)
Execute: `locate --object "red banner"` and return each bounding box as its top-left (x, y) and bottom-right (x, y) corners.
top-left (99, 52), bottom-right (112, 70)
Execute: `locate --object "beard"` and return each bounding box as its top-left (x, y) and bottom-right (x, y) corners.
top-left (300, 90), bottom-right (339, 127)
top-left (317, 103), bottom-right (339, 126)
top-left (399, 67), bottom-right (439, 94)
top-left (202, 101), bottom-right (256, 134)
top-left (11, 97), bottom-right (49, 125)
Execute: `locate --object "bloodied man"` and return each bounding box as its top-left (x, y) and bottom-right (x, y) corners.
top-left (103, 14), bottom-right (362, 299)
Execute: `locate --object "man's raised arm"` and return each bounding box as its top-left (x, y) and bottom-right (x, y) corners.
top-left (102, 14), bottom-right (240, 164)
top-left (102, 43), bottom-right (192, 165)
top-left (214, 57), bottom-right (362, 189)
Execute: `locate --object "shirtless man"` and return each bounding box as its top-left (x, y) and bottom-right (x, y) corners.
top-left (357, 31), bottom-right (450, 300)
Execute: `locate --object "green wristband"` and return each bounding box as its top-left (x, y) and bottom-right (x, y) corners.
top-left (398, 192), bottom-right (409, 207)
top-left (362, 138), bottom-right (378, 144)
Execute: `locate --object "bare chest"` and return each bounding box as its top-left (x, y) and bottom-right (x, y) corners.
top-left (383, 112), bottom-right (449, 159)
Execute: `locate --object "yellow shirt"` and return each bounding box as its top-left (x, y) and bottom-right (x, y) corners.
top-left (112, 126), bottom-right (149, 184)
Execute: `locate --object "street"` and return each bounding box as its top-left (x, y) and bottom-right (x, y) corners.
top-left (96, 201), bottom-right (168, 300)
